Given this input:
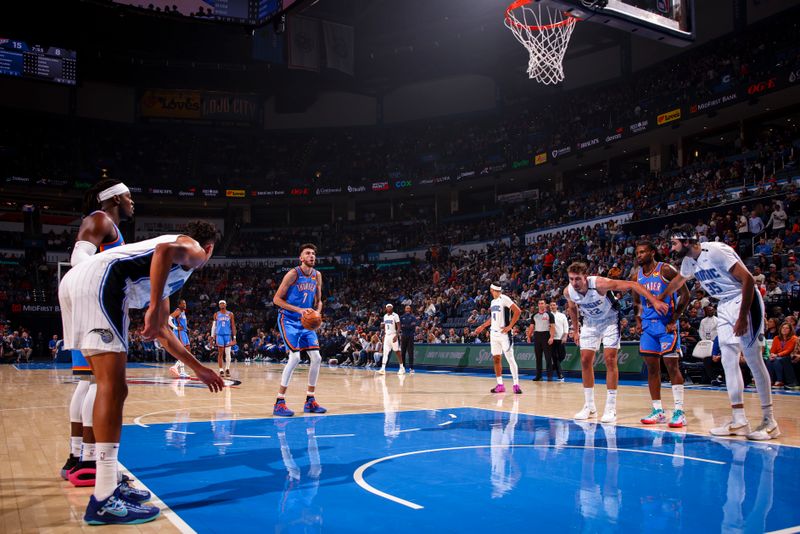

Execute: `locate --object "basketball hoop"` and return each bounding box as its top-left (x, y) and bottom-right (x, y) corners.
top-left (504, 0), bottom-right (580, 85)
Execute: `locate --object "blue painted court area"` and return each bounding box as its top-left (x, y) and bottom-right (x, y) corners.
top-left (14, 362), bottom-right (161, 370)
top-left (120, 407), bottom-right (800, 533)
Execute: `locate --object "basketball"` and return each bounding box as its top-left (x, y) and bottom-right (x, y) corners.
top-left (301, 309), bottom-right (323, 330)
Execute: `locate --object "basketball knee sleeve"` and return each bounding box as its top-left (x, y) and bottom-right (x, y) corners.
top-left (307, 350), bottom-right (322, 387)
top-left (225, 346), bottom-right (232, 366)
top-left (280, 351), bottom-right (302, 388)
top-left (82, 383), bottom-right (97, 427)
top-left (504, 349), bottom-right (519, 383)
top-left (720, 343), bottom-right (744, 406)
top-left (70, 379), bottom-right (90, 423)
top-left (741, 342), bottom-right (772, 408)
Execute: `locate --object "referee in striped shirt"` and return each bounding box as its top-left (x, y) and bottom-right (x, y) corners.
top-left (527, 299), bottom-right (555, 381)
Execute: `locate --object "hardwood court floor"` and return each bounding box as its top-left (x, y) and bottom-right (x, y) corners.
top-left (1, 361), bottom-right (799, 533)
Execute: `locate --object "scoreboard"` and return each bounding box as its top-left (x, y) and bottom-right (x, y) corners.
top-left (0, 38), bottom-right (77, 86)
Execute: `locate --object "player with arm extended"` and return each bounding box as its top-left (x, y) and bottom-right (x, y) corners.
top-left (565, 262), bottom-right (669, 423)
top-left (659, 224), bottom-right (778, 441)
top-left (59, 221), bottom-right (224, 525)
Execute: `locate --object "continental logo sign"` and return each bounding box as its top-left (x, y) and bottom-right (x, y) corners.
top-left (225, 189), bottom-right (246, 198)
top-left (657, 108), bottom-right (682, 125)
top-left (140, 90), bottom-right (202, 119)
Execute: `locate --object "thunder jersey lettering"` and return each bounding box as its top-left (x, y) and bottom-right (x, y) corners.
top-left (567, 276), bottom-right (617, 323)
top-left (281, 266), bottom-right (317, 320)
top-left (215, 311), bottom-right (232, 336)
top-left (638, 262), bottom-right (673, 321)
top-left (679, 242), bottom-right (742, 301)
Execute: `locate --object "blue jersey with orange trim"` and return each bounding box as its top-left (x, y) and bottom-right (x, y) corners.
top-left (215, 311), bottom-right (232, 336)
top-left (89, 210), bottom-right (125, 252)
top-left (281, 266), bottom-right (317, 320)
top-left (638, 262), bottom-right (673, 322)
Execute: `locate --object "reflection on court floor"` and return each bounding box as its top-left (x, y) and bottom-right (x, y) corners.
top-left (120, 402), bottom-right (800, 533)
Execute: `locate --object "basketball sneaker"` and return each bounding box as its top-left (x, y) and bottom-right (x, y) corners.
top-left (513, 385), bottom-right (522, 394)
top-left (61, 454), bottom-right (79, 480)
top-left (376, 368), bottom-right (386, 375)
top-left (225, 369), bottom-right (231, 377)
top-left (574, 404), bottom-right (597, 420)
top-left (640, 408), bottom-right (667, 425)
top-left (709, 419), bottom-right (750, 437)
top-left (600, 409), bottom-right (617, 424)
top-left (68, 460), bottom-right (97, 487)
top-left (668, 410), bottom-right (687, 428)
top-left (397, 366), bottom-right (405, 375)
top-left (490, 384), bottom-right (506, 393)
top-left (84, 486), bottom-right (160, 526)
top-left (304, 397), bottom-right (327, 414)
top-left (746, 418), bottom-right (781, 441)
top-left (409, 369), bottom-right (415, 374)
top-left (118, 479), bottom-right (151, 503)
top-left (168, 365), bottom-right (181, 378)
top-left (273, 399), bottom-right (295, 417)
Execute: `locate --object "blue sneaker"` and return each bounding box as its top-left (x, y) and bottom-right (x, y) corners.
top-left (119, 480), bottom-right (151, 503)
top-left (304, 397), bottom-right (327, 414)
top-left (84, 486), bottom-right (160, 525)
top-left (273, 399), bottom-right (295, 417)
top-left (668, 409), bottom-right (687, 428)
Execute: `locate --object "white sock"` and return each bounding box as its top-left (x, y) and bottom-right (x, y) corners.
top-left (672, 385), bottom-right (684, 411)
top-left (81, 441), bottom-right (97, 462)
top-left (70, 436), bottom-right (83, 458)
top-left (94, 443), bottom-right (119, 501)
top-left (306, 390), bottom-right (315, 397)
top-left (732, 407), bottom-right (747, 424)
top-left (762, 404), bottom-right (774, 421)
top-left (652, 400), bottom-right (663, 411)
top-left (496, 376), bottom-right (504, 385)
top-left (584, 388), bottom-right (595, 406)
top-left (606, 389), bottom-right (618, 409)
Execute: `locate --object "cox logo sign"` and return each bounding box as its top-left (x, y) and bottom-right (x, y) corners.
top-left (394, 180), bottom-right (412, 189)
top-left (747, 77), bottom-right (777, 95)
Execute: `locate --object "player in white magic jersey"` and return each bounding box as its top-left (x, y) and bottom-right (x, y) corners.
top-left (58, 221), bottom-right (224, 525)
top-left (377, 304), bottom-right (404, 375)
top-left (564, 262), bottom-right (668, 423)
top-left (473, 283), bottom-right (523, 394)
top-left (659, 225), bottom-right (778, 441)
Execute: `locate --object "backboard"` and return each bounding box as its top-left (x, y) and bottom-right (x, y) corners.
top-left (553, 0), bottom-right (695, 46)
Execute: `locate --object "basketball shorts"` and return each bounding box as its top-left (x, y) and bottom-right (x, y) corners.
top-left (580, 320), bottom-right (620, 351)
top-left (717, 290), bottom-right (765, 349)
top-left (59, 262), bottom-right (129, 356)
top-left (174, 329), bottom-right (190, 346)
top-left (490, 331), bottom-right (513, 355)
top-left (278, 314), bottom-right (319, 352)
top-left (383, 335), bottom-right (400, 356)
top-left (640, 319), bottom-right (680, 357)
top-left (216, 333), bottom-right (234, 347)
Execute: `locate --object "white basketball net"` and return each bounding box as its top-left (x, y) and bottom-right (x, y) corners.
top-left (504, 1), bottom-right (578, 85)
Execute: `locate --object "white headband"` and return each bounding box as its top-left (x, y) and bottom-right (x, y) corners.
top-left (219, 300), bottom-right (226, 305)
top-left (97, 183), bottom-right (130, 202)
top-left (490, 284), bottom-right (502, 291)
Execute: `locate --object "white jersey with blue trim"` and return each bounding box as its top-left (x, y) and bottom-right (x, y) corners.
top-left (679, 242), bottom-right (742, 302)
top-left (567, 276), bottom-right (616, 324)
top-left (67, 234), bottom-right (194, 309)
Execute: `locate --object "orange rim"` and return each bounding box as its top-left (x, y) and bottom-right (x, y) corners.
top-left (505, 0), bottom-right (581, 31)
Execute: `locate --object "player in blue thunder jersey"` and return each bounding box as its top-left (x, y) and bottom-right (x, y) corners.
top-left (61, 179), bottom-right (134, 488)
top-left (272, 243), bottom-right (327, 417)
top-left (633, 241), bottom-right (690, 428)
top-left (168, 300), bottom-right (190, 378)
top-left (212, 301), bottom-right (236, 377)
